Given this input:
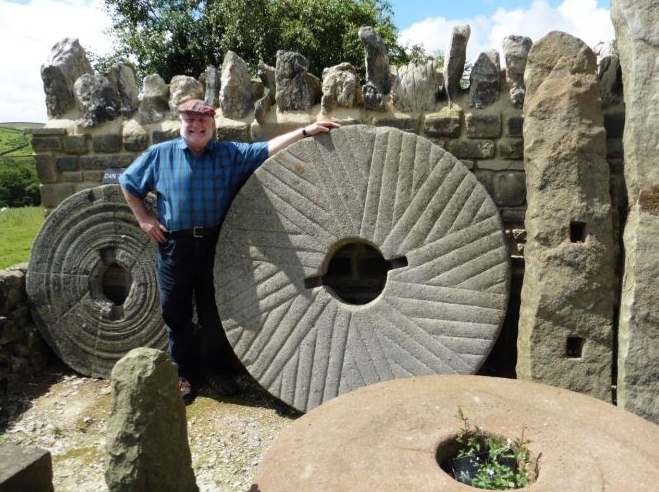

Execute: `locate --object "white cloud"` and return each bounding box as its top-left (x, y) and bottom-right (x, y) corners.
top-left (0, 0), bottom-right (113, 122)
top-left (399, 0), bottom-right (615, 66)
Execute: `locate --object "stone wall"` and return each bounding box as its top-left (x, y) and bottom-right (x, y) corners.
top-left (0, 266), bottom-right (51, 390)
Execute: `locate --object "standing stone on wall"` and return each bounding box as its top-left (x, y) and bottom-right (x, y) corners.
top-left (321, 63), bottom-right (362, 112)
top-left (219, 51), bottom-right (253, 119)
top-left (469, 50), bottom-right (501, 108)
top-left (105, 348), bottom-right (198, 492)
top-left (444, 24), bottom-right (471, 106)
top-left (518, 31), bottom-right (614, 401)
top-left (138, 74), bottom-right (170, 124)
top-left (593, 40), bottom-right (622, 108)
top-left (41, 38), bottom-right (93, 118)
top-left (255, 62), bottom-right (276, 124)
top-left (73, 74), bottom-right (121, 127)
top-left (392, 59), bottom-right (439, 112)
top-left (106, 63), bottom-right (139, 118)
top-left (305, 72), bottom-right (323, 106)
top-left (503, 35), bottom-right (532, 108)
top-left (169, 75), bottom-right (205, 116)
top-left (612, 0), bottom-right (659, 424)
top-left (202, 65), bottom-right (220, 108)
top-left (359, 26), bottom-right (391, 111)
top-left (275, 50), bottom-right (312, 111)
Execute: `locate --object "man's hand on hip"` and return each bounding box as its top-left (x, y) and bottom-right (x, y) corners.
top-left (139, 216), bottom-right (168, 243)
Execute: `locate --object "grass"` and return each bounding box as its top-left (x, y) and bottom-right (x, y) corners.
top-left (0, 206), bottom-right (45, 269)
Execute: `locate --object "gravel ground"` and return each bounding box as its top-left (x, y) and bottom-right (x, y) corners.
top-left (0, 361), bottom-right (300, 492)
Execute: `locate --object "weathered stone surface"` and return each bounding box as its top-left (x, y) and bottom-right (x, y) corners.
top-left (594, 40), bottom-right (623, 108)
top-left (254, 63), bottom-right (276, 124)
top-left (492, 172), bottom-right (526, 207)
top-left (123, 120), bottom-right (149, 152)
top-left (0, 442), bottom-right (54, 492)
top-left (518, 31), bottom-right (614, 401)
top-left (31, 137), bottom-right (61, 152)
top-left (275, 51), bottom-right (312, 111)
top-left (215, 125), bottom-right (510, 412)
top-left (63, 135), bottom-right (88, 154)
top-left (39, 183), bottom-right (75, 209)
top-left (74, 74), bottom-right (121, 127)
top-left (169, 75), bottom-right (205, 116)
top-left (26, 185), bottom-right (167, 378)
top-left (138, 74), bottom-right (169, 124)
top-left (254, 376), bottom-right (659, 492)
top-left (465, 113), bottom-right (501, 139)
top-left (55, 157), bottom-right (78, 171)
top-left (202, 65), bottom-right (220, 108)
top-left (105, 348), bottom-right (197, 492)
top-left (92, 133), bottom-right (122, 153)
top-left (502, 35), bottom-right (532, 108)
top-left (497, 138), bottom-right (524, 160)
top-left (506, 115), bottom-right (524, 137)
top-left (612, 0), bottom-right (659, 423)
top-left (359, 26), bottom-right (391, 111)
top-left (424, 108), bottom-right (462, 138)
top-left (469, 50), bottom-right (500, 109)
top-left (443, 24), bottom-right (471, 105)
top-left (40, 38), bottom-right (93, 118)
top-left (321, 63), bottom-right (362, 112)
top-left (106, 63), bottom-right (139, 118)
top-left (34, 155), bottom-right (58, 184)
top-left (447, 139), bottom-right (495, 159)
top-left (305, 72), bottom-right (322, 105)
top-left (219, 51), bottom-right (253, 119)
top-left (392, 59), bottom-right (439, 112)
top-left (80, 155), bottom-right (133, 170)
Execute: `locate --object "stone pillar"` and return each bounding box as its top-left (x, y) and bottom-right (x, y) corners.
top-left (517, 31), bottom-right (614, 401)
top-left (611, 0), bottom-right (659, 423)
top-left (105, 348), bottom-right (198, 492)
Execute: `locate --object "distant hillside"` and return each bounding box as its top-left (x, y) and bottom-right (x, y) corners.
top-left (0, 123), bottom-right (44, 158)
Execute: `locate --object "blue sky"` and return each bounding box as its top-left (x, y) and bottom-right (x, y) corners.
top-left (0, 0), bottom-right (615, 122)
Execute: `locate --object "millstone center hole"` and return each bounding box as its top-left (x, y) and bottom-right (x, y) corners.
top-left (101, 264), bottom-right (133, 306)
top-left (304, 242), bottom-right (407, 305)
top-left (436, 433), bottom-right (538, 489)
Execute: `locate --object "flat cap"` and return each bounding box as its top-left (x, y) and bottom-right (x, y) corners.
top-left (177, 99), bottom-right (215, 116)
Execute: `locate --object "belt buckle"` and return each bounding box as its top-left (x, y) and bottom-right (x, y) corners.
top-left (193, 226), bottom-right (203, 238)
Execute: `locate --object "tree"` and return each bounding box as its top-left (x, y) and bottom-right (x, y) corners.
top-left (99, 0), bottom-right (412, 82)
top-left (0, 160), bottom-right (40, 208)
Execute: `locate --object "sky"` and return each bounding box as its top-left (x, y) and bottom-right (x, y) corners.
top-left (0, 0), bottom-right (615, 123)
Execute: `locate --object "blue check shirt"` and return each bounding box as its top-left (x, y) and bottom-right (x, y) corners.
top-left (119, 137), bottom-right (269, 231)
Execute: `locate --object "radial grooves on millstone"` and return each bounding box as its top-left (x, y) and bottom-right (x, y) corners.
top-left (214, 125), bottom-right (510, 412)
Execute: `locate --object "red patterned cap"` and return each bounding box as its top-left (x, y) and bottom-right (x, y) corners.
top-left (177, 99), bottom-right (215, 116)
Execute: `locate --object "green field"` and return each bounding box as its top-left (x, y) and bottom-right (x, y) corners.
top-left (0, 206), bottom-right (45, 269)
top-left (0, 123), bottom-right (45, 267)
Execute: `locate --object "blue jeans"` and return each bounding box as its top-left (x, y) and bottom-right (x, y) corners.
top-left (157, 232), bottom-right (233, 381)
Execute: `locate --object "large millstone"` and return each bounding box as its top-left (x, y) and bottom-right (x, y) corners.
top-left (26, 185), bottom-right (166, 378)
top-left (215, 125), bottom-right (510, 412)
top-left (253, 376), bottom-right (659, 491)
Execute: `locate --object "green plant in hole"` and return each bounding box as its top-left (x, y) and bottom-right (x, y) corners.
top-left (454, 407), bottom-right (534, 490)
top-left (53, 427), bottom-right (63, 438)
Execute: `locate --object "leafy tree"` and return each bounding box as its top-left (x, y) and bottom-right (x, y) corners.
top-left (99, 0), bottom-right (412, 82)
top-left (0, 160), bottom-right (40, 208)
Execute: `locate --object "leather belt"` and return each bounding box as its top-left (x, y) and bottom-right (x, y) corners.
top-left (165, 226), bottom-right (220, 238)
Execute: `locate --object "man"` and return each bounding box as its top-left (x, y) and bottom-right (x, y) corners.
top-left (120, 99), bottom-right (339, 403)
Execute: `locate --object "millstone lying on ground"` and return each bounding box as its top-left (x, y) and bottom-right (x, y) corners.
top-left (26, 185), bottom-right (166, 378)
top-left (215, 125), bottom-right (510, 412)
top-left (254, 375), bottom-right (659, 492)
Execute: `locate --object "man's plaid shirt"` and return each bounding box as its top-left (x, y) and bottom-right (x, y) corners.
top-left (119, 137), bottom-right (269, 231)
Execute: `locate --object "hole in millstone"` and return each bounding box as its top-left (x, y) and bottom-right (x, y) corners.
top-left (101, 264), bottom-right (133, 306)
top-left (436, 432), bottom-right (538, 489)
top-left (304, 242), bottom-right (407, 305)
top-left (570, 221), bottom-right (587, 243)
top-left (566, 336), bottom-right (584, 358)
